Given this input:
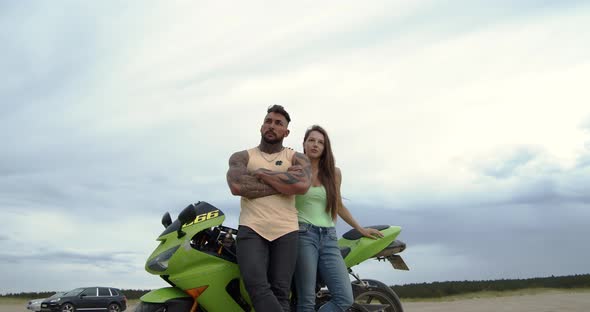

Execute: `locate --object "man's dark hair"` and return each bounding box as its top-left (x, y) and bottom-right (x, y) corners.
top-left (267, 104), bottom-right (291, 123)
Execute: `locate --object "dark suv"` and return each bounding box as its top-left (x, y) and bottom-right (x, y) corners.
top-left (40, 287), bottom-right (127, 312)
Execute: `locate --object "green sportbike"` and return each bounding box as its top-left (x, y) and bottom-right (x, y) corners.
top-left (136, 201), bottom-right (409, 312)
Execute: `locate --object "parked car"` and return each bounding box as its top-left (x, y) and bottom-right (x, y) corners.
top-left (40, 287), bottom-right (127, 312)
top-left (27, 292), bottom-right (65, 312)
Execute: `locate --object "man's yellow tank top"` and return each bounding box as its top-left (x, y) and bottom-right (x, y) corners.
top-left (240, 147), bottom-right (298, 241)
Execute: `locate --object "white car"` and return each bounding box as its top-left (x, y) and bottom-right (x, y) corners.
top-left (27, 292), bottom-right (64, 312)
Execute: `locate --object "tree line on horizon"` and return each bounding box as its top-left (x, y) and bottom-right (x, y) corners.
top-left (2, 274), bottom-right (589, 300)
top-left (391, 273), bottom-right (590, 298)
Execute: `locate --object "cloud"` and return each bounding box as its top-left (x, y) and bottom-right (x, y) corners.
top-left (576, 150), bottom-right (590, 169)
top-left (473, 147), bottom-right (539, 179)
top-left (581, 115), bottom-right (590, 133)
top-left (0, 250), bottom-right (138, 266)
top-left (2, 0), bottom-right (590, 293)
top-left (336, 135), bottom-right (590, 284)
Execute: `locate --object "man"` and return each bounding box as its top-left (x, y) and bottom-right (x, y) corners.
top-left (227, 105), bottom-right (311, 311)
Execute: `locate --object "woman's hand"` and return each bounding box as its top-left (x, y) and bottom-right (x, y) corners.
top-left (359, 227), bottom-right (384, 239)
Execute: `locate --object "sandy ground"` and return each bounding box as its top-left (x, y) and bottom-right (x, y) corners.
top-left (402, 291), bottom-right (590, 312)
top-left (5, 291), bottom-right (589, 312)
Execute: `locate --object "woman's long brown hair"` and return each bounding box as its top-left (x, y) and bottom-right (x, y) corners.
top-left (303, 125), bottom-right (339, 220)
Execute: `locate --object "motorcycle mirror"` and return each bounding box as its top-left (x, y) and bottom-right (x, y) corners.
top-left (161, 212), bottom-right (172, 228)
top-left (177, 204), bottom-right (197, 238)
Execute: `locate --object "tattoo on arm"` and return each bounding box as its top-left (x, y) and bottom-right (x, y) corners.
top-left (227, 151), bottom-right (279, 198)
top-left (260, 170), bottom-right (299, 185)
top-left (251, 152), bottom-right (312, 195)
top-left (259, 152), bottom-right (312, 185)
top-left (240, 175), bottom-right (280, 198)
top-left (293, 152), bottom-right (312, 181)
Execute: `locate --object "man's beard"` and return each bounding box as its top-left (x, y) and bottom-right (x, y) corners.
top-left (262, 133), bottom-right (282, 144)
top-left (262, 136), bottom-right (283, 145)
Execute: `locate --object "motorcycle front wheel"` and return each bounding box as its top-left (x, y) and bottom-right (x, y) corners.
top-left (134, 302), bottom-right (166, 312)
top-left (134, 300), bottom-right (201, 312)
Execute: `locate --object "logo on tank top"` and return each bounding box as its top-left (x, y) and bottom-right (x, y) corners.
top-left (276, 160), bottom-right (283, 166)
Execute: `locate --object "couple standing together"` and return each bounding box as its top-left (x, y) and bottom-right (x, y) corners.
top-left (226, 105), bottom-right (382, 312)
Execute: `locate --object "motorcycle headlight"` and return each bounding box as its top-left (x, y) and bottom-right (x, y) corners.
top-left (147, 245), bottom-right (180, 272)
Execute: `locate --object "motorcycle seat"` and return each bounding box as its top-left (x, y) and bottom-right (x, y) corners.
top-left (342, 225), bottom-right (389, 240)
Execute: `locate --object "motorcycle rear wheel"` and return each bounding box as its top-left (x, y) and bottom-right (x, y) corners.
top-left (353, 282), bottom-right (403, 312)
top-left (353, 289), bottom-right (402, 312)
top-left (348, 303), bottom-right (370, 312)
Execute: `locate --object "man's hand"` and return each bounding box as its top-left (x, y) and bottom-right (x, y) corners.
top-left (252, 168), bottom-right (272, 179)
top-left (287, 165), bottom-right (304, 174)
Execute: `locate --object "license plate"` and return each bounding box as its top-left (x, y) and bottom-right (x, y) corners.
top-left (388, 255), bottom-right (409, 270)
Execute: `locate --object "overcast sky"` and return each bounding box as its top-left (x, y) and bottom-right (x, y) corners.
top-left (1, 0), bottom-right (590, 294)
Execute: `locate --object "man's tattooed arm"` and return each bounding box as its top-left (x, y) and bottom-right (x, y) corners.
top-left (227, 150), bottom-right (280, 199)
top-left (253, 152), bottom-right (312, 195)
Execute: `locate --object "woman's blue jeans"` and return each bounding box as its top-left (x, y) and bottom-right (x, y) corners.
top-left (294, 223), bottom-right (353, 312)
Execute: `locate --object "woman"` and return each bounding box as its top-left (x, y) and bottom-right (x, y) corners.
top-left (294, 125), bottom-right (383, 312)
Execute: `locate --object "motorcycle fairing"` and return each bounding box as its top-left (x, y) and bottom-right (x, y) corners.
top-left (338, 225), bottom-right (402, 268)
top-left (140, 287), bottom-right (191, 303)
top-left (159, 202), bottom-right (225, 237)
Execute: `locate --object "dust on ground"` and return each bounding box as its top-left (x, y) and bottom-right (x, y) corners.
top-left (5, 291), bottom-right (589, 312)
top-left (402, 290), bottom-right (590, 312)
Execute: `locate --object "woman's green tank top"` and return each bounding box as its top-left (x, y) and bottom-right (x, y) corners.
top-left (295, 185), bottom-right (335, 227)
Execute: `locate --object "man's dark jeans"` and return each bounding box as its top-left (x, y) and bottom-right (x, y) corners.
top-left (236, 225), bottom-right (298, 312)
